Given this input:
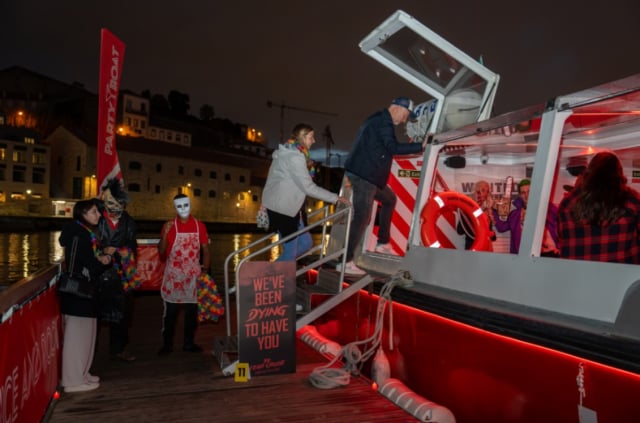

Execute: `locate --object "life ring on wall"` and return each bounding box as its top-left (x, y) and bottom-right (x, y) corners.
top-left (420, 191), bottom-right (493, 252)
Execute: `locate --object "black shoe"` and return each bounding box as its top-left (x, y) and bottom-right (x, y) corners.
top-left (158, 345), bottom-right (173, 356)
top-left (182, 344), bottom-right (203, 353)
top-left (111, 351), bottom-right (136, 362)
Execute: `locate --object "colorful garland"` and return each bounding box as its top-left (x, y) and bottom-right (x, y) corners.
top-left (287, 138), bottom-right (316, 179)
top-left (114, 246), bottom-right (142, 292)
top-left (196, 273), bottom-right (224, 323)
top-left (77, 221), bottom-right (98, 254)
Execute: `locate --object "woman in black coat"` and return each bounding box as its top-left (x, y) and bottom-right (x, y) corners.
top-left (58, 199), bottom-right (111, 393)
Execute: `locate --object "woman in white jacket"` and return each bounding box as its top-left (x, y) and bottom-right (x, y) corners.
top-left (262, 123), bottom-right (349, 261)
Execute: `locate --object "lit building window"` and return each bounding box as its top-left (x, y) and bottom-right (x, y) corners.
top-left (32, 149), bottom-right (47, 165)
top-left (12, 147), bottom-right (27, 163)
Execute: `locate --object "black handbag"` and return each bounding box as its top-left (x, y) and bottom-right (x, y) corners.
top-left (57, 236), bottom-right (97, 300)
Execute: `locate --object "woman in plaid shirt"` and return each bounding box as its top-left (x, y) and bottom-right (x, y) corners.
top-left (558, 151), bottom-right (640, 263)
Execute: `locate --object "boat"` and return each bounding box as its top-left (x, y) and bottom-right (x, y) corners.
top-left (3, 9), bottom-right (640, 423)
top-left (217, 10), bottom-right (640, 421)
top-left (315, 10), bottom-right (640, 421)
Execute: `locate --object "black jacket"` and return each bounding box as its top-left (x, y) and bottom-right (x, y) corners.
top-left (58, 221), bottom-right (109, 317)
top-left (345, 108), bottom-right (423, 189)
top-left (96, 209), bottom-right (138, 252)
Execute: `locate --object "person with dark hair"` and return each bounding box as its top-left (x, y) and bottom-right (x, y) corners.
top-left (262, 123), bottom-right (349, 261)
top-left (96, 178), bottom-right (138, 362)
top-left (59, 199), bottom-right (112, 393)
top-left (157, 193), bottom-right (210, 354)
top-left (342, 97), bottom-right (427, 274)
top-left (558, 151), bottom-right (640, 263)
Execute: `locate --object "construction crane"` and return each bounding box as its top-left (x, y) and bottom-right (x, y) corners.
top-left (266, 100), bottom-right (338, 143)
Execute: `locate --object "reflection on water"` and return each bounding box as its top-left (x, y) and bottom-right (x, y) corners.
top-left (1, 231), bottom-right (315, 288)
top-left (0, 231), bottom-right (64, 287)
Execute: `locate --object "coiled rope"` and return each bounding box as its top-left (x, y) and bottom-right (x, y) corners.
top-left (308, 271), bottom-right (413, 389)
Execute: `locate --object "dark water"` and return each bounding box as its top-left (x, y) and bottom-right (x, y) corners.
top-left (0, 231), bottom-right (291, 289)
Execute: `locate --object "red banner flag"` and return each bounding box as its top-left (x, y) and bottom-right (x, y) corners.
top-left (96, 29), bottom-right (126, 196)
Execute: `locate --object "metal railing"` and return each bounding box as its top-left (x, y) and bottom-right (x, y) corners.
top-left (222, 204), bottom-right (353, 336)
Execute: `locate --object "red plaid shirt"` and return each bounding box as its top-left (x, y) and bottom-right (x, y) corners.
top-left (558, 189), bottom-right (640, 264)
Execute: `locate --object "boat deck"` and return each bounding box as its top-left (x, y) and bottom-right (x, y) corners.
top-left (45, 292), bottom-right (414, 423)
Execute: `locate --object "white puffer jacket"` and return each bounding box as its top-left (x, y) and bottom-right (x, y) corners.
top-left (262, 143), bottom-right (338, 217)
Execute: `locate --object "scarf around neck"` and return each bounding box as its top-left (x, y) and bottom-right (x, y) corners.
top-left (286, 138), bottom-right (316, 179)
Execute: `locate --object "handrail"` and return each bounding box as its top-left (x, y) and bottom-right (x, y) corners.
top-left (222, 231), bottom-right (275, 335)
top-left (222, 204), bottom-right (352, 337)
top-left (0, 264), bottom-right (60, 322)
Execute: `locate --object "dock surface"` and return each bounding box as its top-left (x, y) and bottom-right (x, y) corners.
top-left (46, 292), bottom-right (415, 423)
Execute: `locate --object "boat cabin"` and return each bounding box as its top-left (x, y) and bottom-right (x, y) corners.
top-left (351, 10), bottom-right (640, 344)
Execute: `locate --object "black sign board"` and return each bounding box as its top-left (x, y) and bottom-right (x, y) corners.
top-left (237, 261), bottom-right (296, 376)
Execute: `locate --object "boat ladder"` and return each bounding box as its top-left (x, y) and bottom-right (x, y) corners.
top-left (213, 204), bottom-right (373, 376)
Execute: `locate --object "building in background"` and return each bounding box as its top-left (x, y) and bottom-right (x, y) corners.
top-left (0, 66), bottom-right (274, 223)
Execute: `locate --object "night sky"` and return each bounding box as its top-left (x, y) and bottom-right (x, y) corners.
top-left (3, 1), bottom-right (640, 164)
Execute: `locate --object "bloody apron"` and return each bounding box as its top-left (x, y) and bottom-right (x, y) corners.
top-left (160, 218), bottom-right (201, 303)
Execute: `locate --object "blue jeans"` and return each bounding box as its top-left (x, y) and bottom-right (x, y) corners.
top-left (276, 232), bottom-right (312, 261)
top-left (346, 173), bottom-right (396, 261)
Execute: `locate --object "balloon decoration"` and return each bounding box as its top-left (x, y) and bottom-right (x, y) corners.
top-left (197, 273), bottom-right (224, 323)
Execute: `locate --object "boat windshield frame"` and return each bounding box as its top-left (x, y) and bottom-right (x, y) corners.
top-left (359, 9), bottom-right (500, 133)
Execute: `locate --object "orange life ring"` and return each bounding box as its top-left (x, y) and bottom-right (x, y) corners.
top-left (420, 191), bottom-right (493, 252)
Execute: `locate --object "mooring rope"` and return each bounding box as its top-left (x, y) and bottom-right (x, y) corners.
top-left (308, 271), bottom-right (413, 389)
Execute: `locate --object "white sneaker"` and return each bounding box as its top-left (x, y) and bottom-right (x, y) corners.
top-left (86, 374), bottom-right (100, 383)
top-left (64, 382), bottom-right (100, 393)
top-left (296, 304), bottom-right (304, 312)
top-left (336, 261), bottom-right (366, 276)
top-left (373, 243), bottom-right (395, 255)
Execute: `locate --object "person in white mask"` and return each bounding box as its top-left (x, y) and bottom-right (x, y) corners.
top-left (157, 193), bottom-right (210, 355)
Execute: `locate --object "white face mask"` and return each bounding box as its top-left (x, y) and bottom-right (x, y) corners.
top-left (173, 197), bottom-right (191, 218)
top-left (103, 189), bottom-right (124, 218)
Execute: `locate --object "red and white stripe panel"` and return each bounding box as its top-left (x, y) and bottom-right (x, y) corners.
top-left (373, 156), bottom-right (461, 254)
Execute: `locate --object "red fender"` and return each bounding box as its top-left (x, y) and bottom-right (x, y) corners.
top-left (420, 191), bottom-right (493, 252)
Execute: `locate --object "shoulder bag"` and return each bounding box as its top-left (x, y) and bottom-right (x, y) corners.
top-left (57, 236), bottom-right (97, 300)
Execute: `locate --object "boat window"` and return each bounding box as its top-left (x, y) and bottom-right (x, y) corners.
top-left (553, 87), bottom-right (640, 263)
top-left (424, 125), bottom-right (542, 255)
top-left (415, 82), bottom-right (640, 259)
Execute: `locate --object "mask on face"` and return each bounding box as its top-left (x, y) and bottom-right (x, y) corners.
top-left (174, 197), bottom-right (191, 219)
top-left (103, 188), bottom-right (125, 219)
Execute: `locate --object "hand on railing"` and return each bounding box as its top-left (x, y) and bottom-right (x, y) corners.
top-left (337, 196), bottom-right (351, 206)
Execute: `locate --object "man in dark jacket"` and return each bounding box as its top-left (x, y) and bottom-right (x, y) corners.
top-left (97, 178), bottom-right (138, 362)
top-left (341, 97), bottom-right (426, 275)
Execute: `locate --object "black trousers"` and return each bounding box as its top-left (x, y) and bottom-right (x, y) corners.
top-left (161, 301), bottom-right (198, 347)
top-left (109, 291), bottom-right (134, 354)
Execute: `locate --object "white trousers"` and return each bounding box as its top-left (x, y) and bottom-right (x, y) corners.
top-left (61, 315), bottom-right (97, 388)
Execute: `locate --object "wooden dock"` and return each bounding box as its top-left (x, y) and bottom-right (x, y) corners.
top-left (45, 292), bottom-right (416, 423)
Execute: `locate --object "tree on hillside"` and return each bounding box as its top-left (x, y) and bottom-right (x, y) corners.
top-left (168, 90), bottom-right (190, 116)
top-left (200, 104), bottom-right (215, 121)
top-left (150, 94), bottom-right (170, 115)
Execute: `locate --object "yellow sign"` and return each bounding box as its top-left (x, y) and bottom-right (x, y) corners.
top-left (397, 169), bottom-right (421, 179)
top-left (235, 362), bottom-right (250, 382)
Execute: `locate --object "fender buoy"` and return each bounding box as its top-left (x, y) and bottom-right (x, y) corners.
top-left (420, 191), bottom-right (493, 251)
